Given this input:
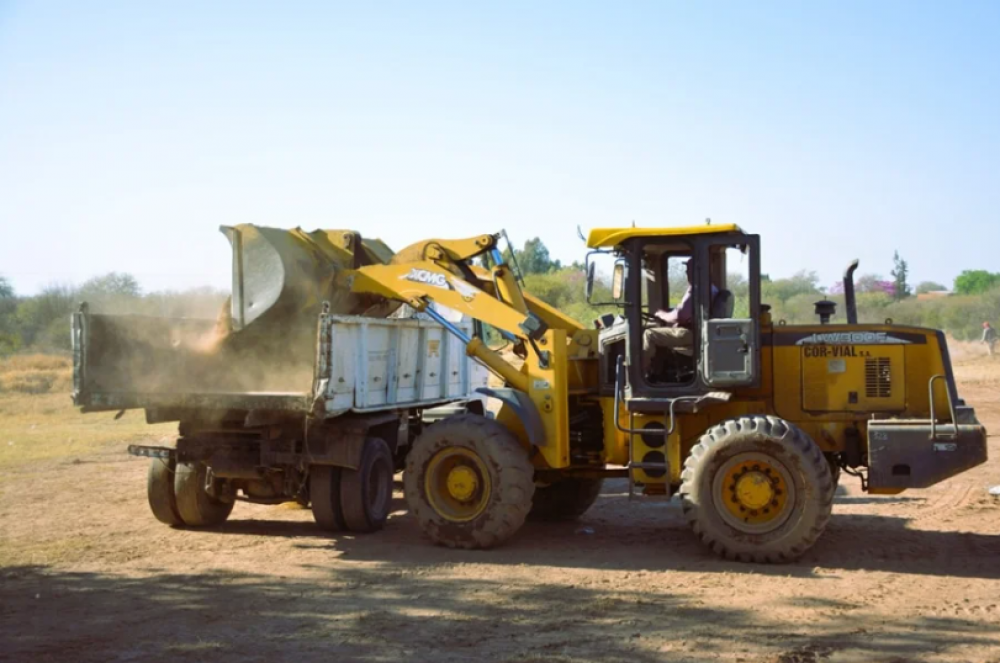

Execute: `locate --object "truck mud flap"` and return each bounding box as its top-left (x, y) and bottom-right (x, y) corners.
top-left (867, 420), bottom-right (987, 491)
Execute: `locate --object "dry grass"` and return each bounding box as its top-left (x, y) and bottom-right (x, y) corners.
top-left (0, 391), bottom-right (176, 468)
top-left (0, 354), bottom-right (73, 394)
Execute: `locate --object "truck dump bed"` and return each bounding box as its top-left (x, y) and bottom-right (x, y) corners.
top-left (72, 310), bottom-right (488, 418)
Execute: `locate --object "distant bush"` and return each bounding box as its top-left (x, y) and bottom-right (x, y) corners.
top-left (0, 273), bottom-right (228, 357)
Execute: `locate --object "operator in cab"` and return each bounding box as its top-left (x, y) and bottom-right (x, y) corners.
top-left (643, 259), bottom-right (718, 376)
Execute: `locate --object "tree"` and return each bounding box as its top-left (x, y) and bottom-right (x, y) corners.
top-left (953, 270), bottom-right (1000, 295)
top-left (14, 284), bottom-right (76, 350)
top-left (890, 251), bottom-right (910, 301)
top-left (761, 271), bottom-right (821, 304)
top-left (915, 281), bottom-right (947, 294)
top-left (78, 272), bottom-right (142, 299)
top-left (855, 274), bottom-right (895, 297)
top-left (512, 238), bottom-right (561, 275)
top-left (0, 276), bottom-right (18, 356)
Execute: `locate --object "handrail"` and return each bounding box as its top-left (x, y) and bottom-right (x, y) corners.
top-left (928, 374), bottom-right (958, 440)
top-left (613, 355), bottom-right (705, 437)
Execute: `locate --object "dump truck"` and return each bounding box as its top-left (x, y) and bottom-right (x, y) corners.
top-left (73, 224), bottom-right (490, 532)
top-left (75, 222), bottom-right (988, 562)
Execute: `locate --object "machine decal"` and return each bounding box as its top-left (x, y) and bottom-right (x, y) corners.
top-left (449, 277), bottom-right (479, 301)
top-left (803, 345), bottom-right (885, 358)
top-left (796, 332), bottom-right (911, 346)
top-left (404, 268), bottom-right (449, 289)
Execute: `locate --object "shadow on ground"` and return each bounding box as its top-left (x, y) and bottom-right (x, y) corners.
top-left (204, 487), bottom-right (1000, 581)
top-left (2, 562), bottom-right (997, 663)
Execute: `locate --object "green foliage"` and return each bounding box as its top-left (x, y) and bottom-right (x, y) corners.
top-left (14, 285), bottom-right (76, 351)
top-left (915, 281), bottom-right (947, 294)
top-left (510, 237), bottom-right (562, 275)
top-left (79, 272), bottom-right (141, 299)
top-left (890, 251), bottom-right (910, 301)
top-left (953, 270), bottom-right (1000, 295)
top-left (0, 274), bottom-right (228, 356)
top-left (0, 277), bottom-right (17, 356)
top-left (760, 271), bottom-right (820, 305)
top-left (523, 267), bottom-right (615, 326)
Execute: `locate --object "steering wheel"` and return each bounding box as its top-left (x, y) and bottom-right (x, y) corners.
top-left (640, 311), bottom-right (662, 329)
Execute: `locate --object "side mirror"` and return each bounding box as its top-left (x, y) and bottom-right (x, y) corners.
top-left (612, 263), bottom-right (625, 301)
top-left (585, 261), bottom-right (596, 301)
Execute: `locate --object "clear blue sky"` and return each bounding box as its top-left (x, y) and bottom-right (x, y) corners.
top-left (1, 1), bottom-right (998, 295)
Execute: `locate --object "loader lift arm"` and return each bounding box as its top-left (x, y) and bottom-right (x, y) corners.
top-left (349, 232), bottom-right (581, 468)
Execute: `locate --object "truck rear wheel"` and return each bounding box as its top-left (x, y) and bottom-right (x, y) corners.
top-left (679, 415), bottom-right (834, 563)
top-left (404, 414), bottom-right (534, 550)
top-left (310, 465), bottom-right (346, 532)
top-left (174, 462), bottom-right (235, 527)
top-left (339, 437), bottom-right (394, 533)
top-left (529, 477), bottom-right (603, 521)
top-left (147, 457), bottom-right (183, 526)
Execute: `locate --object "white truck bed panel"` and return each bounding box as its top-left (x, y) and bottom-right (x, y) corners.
top-left (73, 311), bottom-right (491, 417)
top-left (321, 315), bottom-right (490, 416)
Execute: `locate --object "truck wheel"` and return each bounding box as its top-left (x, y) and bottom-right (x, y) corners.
top-left (147, 457), bottom-right (184, 526)
top-left (529, 477), bottom-right (603, 521)
top-left (404, 414), bottom-right (534, 549)
top-left (679, 416), bottom-right (834, 563)
top-left (174, 462), bottom-right (235, 527)
top-left (339, 437), bottom-right (394, 533)
top-left (310, 465), bottom-right (346, 532)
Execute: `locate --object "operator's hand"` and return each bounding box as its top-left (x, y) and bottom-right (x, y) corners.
top-left (654, 310), bottom-right (673, 324)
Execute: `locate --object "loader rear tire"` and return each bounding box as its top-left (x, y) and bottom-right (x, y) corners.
top-left (528, 477), bottom-right (603, 521)
top-left (147, 456), bottom-right (184, 527)
top-left (404, 414), bottom-right (534, 550)
top-left (339, 437), bottom-right (394, 533)
top-left (679, 415), bottom-right (834, 563)
top-left (174, 462), bottom-right (235, 527)
top-left (310, 465), bottom-right (346, 532)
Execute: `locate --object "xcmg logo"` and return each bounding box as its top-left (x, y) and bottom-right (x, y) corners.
top-left (404, 268), bottom-right (449, 289)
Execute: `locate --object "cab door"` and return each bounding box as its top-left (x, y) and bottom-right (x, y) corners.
top-left (700, 238), bottom-right (760, 388)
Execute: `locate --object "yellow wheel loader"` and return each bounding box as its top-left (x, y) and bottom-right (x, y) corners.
top-left (350, 223), bottom-right (987, 561)
top-left (73, 223), bottom-right (987, 563)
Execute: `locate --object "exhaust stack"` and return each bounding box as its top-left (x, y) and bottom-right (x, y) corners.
top-left (843, 259), bottom-right (859, 325)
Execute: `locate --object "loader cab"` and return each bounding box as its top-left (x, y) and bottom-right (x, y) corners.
top-left (588, 226), bottom-right (761, 403)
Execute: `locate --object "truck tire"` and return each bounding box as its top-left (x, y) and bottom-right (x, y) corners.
top-left (339, 437), bottom-right (394, 533)
top-left (174, 462), bottom-right (235, 527)
top-left (529, 477), bottom-right (603, 521)
top-left (147, 457), bottom-right (184, 526)
top-left (679, 415), bottom-right (834, 563)
top-left (404, 414), bottom-right (534, 549)
top-left (310, 465), bottom-right (346, 532)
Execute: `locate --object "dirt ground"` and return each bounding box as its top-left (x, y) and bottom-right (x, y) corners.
top-left (2, 353), bottom-right (999, 663)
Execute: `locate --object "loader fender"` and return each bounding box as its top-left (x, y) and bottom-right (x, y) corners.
top-left (475, 387), bottom-right (547, 447)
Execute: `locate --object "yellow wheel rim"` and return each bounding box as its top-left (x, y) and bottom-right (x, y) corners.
top-left (713, 453), bottom-right (795, 533)
top-left (425, 447), bottom-right (491, 522)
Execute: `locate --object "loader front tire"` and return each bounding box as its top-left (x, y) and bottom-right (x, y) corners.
top-left (174, 462), bottom-right (235, 527)
top-left (404, 414), bottom-right (534, 550)
top-left (339, 437), bottom-right (394, 533)
top-left (529, 477), bottom-right (603, 521)
top-left (679, 415), bottom-right (834, 563)
top-left (147, 456), bottom-right (184, 527)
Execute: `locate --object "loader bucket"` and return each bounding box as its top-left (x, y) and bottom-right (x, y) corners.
top-left (221, 224), bottom-right (400, 330)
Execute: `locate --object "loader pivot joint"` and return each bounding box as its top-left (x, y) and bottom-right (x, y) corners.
top-left (518, 312), bottom-right (548, 341)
